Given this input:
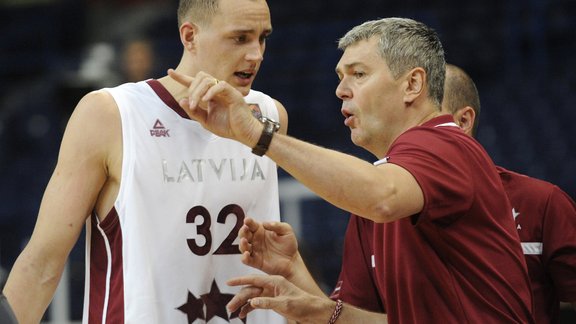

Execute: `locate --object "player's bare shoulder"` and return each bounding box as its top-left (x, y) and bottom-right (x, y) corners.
top-left (58, 90), bottom-right (123, 218)
top-left (74, 90), bottom-right (120, 127)
top-left (62, 90), bottom-right (122, 177)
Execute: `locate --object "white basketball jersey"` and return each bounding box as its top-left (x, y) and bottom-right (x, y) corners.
top-left (82, 80), bottom-right (285, 324)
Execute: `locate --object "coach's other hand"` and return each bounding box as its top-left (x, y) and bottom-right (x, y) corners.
top-left (227, 274), bottom-right (335, 323)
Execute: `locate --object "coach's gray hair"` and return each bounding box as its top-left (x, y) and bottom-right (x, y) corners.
top-left (177, 0), bottom-right (220, 27)
top-left (338, 18), bottom-right (446, 107)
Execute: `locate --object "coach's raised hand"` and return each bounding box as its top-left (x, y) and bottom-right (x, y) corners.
top-left (168, 69), bottom-right (263, 147)
top-left (239, 217), bottom-right (299, 278)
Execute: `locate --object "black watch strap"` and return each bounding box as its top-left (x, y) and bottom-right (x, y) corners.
top-left (252, 116), bottom-right (280, 156)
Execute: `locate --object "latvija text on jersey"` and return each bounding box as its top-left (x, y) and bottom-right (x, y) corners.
top-left (162, 158), bottom-right (266, 183)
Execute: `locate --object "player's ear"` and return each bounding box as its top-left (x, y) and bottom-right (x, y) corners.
top-left (455, 106), bottom-right (476, 136)
top-left (180, 22), bottom-right (199, 52)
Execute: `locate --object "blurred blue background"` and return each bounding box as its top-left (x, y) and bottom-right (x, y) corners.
top-left (1, 0), bottom-right (575, 322)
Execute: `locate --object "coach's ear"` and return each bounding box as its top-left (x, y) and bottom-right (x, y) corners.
top-left (403, 67), bottom-right (425, 105)
top-left (454, 106), bottom-right (476, 137)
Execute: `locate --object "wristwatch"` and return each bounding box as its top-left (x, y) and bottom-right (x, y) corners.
top-left (251, 116), bottom-right (280, 156)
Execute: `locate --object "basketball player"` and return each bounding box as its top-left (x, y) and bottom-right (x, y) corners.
top-left (2, 0), bottom-right (288, 323)
top-left (169, 18), bottom-right (534, 323)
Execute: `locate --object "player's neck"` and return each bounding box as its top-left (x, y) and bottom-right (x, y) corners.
top-left (156, 75), bottom-right (189, 103)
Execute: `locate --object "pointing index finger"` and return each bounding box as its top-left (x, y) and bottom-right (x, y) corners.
top-left (167, 68), bottom-right (193, 87)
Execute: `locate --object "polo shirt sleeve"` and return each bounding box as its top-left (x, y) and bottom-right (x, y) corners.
top-left (386, 128), bottom-right (475, 225)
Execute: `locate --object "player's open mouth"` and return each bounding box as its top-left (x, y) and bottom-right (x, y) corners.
top-left (235, 72), bottom-right (253, 79)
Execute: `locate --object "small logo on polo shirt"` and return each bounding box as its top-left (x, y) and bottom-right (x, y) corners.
top-left (513, 208), bottom-right (521, 230)
top-left (150, 119), bottom-right (170, 137)
top-left (512, 208), bottom-right (520, 220)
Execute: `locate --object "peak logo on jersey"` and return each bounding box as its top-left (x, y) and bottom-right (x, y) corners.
top-left (150, 119), bottom-right (170, 137)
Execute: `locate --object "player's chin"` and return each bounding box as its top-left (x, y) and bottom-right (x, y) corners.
top-left (237, 86), bottom-right (251, 97)
top-left (232, 75), bottom-right (255, 96)
top-left (229, 82), bottom-right (251, 96)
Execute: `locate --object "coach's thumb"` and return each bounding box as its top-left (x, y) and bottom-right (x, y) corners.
top-left (263, 221), bottom-right (293, 236)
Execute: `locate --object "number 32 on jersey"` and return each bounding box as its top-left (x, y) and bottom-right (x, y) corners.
top-left (186, 204), bottom-right (245, 256)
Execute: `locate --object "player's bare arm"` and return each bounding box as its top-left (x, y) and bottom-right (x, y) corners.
top-left (2, 91), bottom-right (121, 324)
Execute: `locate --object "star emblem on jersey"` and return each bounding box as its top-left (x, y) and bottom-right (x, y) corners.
top-left (176, 280), bottom-right (246, 323)
top-left (177, 291), bottom-right (205, 323)
top-left (150, 119), bottom-right (170, 137)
